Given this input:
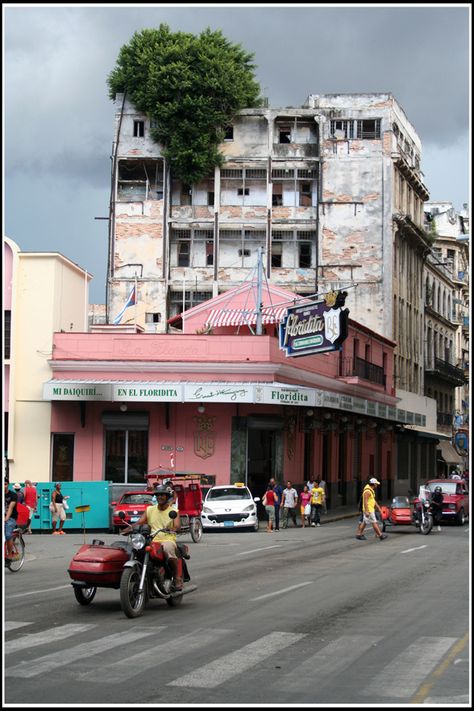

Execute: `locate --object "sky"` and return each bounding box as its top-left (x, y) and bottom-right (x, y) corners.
top-left (4, 4), bottom-right (471, 304)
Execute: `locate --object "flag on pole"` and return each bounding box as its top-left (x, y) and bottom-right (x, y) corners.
top-left (113, 284), bottom-right (137, 325)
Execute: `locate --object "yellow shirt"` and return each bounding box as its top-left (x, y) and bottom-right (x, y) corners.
top-left (362, 485), bottom-right (376, 513)
top-left (145, 505), bottom-right (177, 542)
top-left (310, 487), bottom-right (325, 505)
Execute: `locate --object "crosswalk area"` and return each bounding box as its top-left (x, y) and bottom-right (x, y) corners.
top-left (4, 620), bottom-right (468, 704)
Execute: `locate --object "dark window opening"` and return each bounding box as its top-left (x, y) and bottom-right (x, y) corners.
top-left (133, 120), bottom-right (145, 138)
top-left (52, 434), bottom-right (75, 481)
top-left (271, 243), bottom-right (282, 268)
top-left (224, 126), bottom-right (234, 141)
top-left (299, 182), bottom-right (312, 207)
top-left (4, 310), bottom-right (11, 359)
top-left (178, 242), bottom-right (190, 267)
top-left (207, 191), bottom-right (215, 206)
top-left (272, 184), bottom-right (283, 207)
top-left (238, 249), bottom-right (251, 257)
top-left (279, 129), bottom-right (291, 144)
top-left (298, 243), bottom-right (312, 268)
top-left (206, 241), bottom-right (214, 266)
top-left (357, 119), bottom-right (381, 139)
top-left (145, 312), bottom-right (161, 323)
top-left (238, 187), bottom-right (250, 196)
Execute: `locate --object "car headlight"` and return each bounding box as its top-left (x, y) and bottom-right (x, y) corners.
top-left (243, 504), bottom-right (256, 512)
top-left (202, 506), bottom-right (214, 514)
top-left (131, 533), bottom-right (146, 550)
top-left (449, 504), bottom-right (456, 509)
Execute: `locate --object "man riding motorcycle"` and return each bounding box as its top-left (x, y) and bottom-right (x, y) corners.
top-left (430, 485), bottom-right (444, 530)
top-left (135, 484), bottom-right (183, 590)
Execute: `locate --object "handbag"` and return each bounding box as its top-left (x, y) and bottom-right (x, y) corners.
top-left (49, 503), bottom-right (55, 513)
top-left (304, 503), bottom-right (311, 516)
top-left (63, 498), bottom-right (69, 510)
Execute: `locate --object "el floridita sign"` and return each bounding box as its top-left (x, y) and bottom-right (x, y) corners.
top-left (279, 291), bottom-right (349, 357)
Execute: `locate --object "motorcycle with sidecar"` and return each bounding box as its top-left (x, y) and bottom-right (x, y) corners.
top-left (380, 492), bottom-right (433, 535)
top-left (68, 510), bottom-right (196, 617)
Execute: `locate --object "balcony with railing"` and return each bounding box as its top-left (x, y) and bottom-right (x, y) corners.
top-left (339, 356), bottom-right (386, 388)
top-left (424, 357), bottom-right (466, 386)
top-left (437, 412), bottom-right (453, 427)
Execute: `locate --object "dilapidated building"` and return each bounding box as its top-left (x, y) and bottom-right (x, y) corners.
top-left (107, 92), bottom-right (431, 402)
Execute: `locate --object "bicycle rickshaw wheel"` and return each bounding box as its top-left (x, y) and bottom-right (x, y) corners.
top-left (190, 517), bottom-right (203, 543)
top-left (7, 534), bottom-right (25, 572)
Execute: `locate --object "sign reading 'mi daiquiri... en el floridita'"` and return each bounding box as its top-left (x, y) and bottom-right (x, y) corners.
top-left (279, 290), bottom-right (349, 357)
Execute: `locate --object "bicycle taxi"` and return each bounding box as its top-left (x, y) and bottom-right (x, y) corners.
top-left (145, 470), bottom-right (207, 543)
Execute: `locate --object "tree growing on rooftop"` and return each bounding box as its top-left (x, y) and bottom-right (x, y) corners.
top-left (107, 24), bottom-right (262, 185)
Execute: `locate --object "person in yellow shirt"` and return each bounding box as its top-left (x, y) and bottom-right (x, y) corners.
top-left (136, 484), bottom-right (183, 589)
top-left (356, 478), bottom-right (387, 541)
top-left (310, 480), bottom-right (325, 527)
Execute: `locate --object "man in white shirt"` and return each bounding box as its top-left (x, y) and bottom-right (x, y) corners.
top-left (281, 481), bottom-right (298, 528)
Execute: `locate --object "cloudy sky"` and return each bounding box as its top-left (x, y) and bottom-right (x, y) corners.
top-left (4, 4), bottom-right (470, 304)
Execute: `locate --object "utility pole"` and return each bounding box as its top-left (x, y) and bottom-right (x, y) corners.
top-left (256, 246), bottom-right (263, 335)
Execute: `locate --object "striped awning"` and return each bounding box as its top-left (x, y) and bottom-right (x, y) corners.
top-left (205, 306), bottom-right (287, 328)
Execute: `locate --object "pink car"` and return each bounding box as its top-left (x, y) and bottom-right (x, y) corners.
top-left (425, 479), bottom-right (469, 525)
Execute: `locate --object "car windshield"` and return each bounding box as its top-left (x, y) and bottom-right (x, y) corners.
top-left (207, 487), bottom-right (251, 501)
top-left (120, 494), bottom-right (153, 505)
top-left (391, 496), bottom-right (411, 508)
top-left (425, 482), bottom-right (457, 495)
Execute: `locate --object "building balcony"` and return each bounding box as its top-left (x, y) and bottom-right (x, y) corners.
top-left (437, 412), bottom-right (453, 427)
top-left (339, 356), bottom-right (386, 388)
top-left (425, 357), bottom-right (466, 386)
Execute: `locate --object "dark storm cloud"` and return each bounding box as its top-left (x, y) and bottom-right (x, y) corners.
top-left (4, 4), bottom-right (470, 302)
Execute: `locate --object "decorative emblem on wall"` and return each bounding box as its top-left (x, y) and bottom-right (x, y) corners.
top-left (193, 414), bottom-right (216, 459)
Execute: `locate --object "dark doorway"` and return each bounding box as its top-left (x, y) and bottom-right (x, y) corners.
top-left (247, 428), bottom-right (282, 499)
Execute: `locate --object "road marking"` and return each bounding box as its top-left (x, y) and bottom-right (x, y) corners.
top-left (5, 628), bottom-right (156, 678)
top-left (361, 637), bottom-right (458, 698)
top-left (400, 545), bottom-right (427, 554)
top-left (250, 581), bottom-right (313, 601)
top-left (80, 627), bottom-right (230, 682)
top-left (411, 633), bottom-right (469, 704)
top-left (4, 622), bottom-right (33, 632)
top-left (168, 631), bottom-right (305, 688)
top-left (274, 635), bottom-right (383, 691)
top-left (9, 584), bottom-right (72, 598)
top-left (5, 624), bottom-right (95, 654)
top-left (237, 545), bottom-right (282, 555)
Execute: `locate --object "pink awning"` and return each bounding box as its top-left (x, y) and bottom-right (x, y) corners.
top-left (205, 306), bottom-right (287, 328)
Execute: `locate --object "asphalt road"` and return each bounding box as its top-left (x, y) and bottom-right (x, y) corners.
top-left (4, 519), bottom-right (470, 706)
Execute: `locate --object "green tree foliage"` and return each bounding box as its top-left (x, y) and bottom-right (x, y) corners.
top-left (107, 25), bottom-right (262, 184)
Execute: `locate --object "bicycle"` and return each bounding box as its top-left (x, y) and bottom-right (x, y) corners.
top-left (4, 527), bottom-right (26, 572)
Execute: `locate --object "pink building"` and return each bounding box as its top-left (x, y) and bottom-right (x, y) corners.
top-left (43, 284), bottom-right (420, 506)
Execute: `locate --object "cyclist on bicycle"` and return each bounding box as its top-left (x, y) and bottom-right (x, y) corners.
top-left (4, 478), bottom-right (19, 561)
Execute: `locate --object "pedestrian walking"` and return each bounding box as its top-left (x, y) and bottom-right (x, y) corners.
top-left (299, 485), bottom-right (312, 528)
top-left (262, 485), bottom-right (277, 532)
top-left (23, 480), bottom-right (38, 534)
top-left (319, 477), bottom-right (328, 514)
top-left (280, 481), bottom-right (298, 528)
top-left (309, 480), bottom-right (325, 527)
top-left (269, 477), bottom-right (283, 530)
top-left (50, 483), bottom-right (69, 534)
top-left (355, 478), bottom-right (387, 540)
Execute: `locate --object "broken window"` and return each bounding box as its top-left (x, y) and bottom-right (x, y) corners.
top-left (224, 126), bottom-right (234, 141)
top-left (279, 128), bottom-right (292, 144)
top-left (298, 242), bottom-right (312, 268)
top-left (206, 241), bottom-right (214, 266)
top-left (330, 119), bottom-right (381, 140)
top-left (220, 166), bottom-right (266, 207)
top-left (169, 290), bottom-right (213, 318)
top-left (133, 120), bottom-right (145, 138)
top-left (181, 184), bottom-right (192, 206)
top-left (219, 227), bottom-right (266, 268)
top-left (117, 159), bottom-right (164, 201)
top-left (299, 182), bottom-right (312, 207)
top-left (357, 119), bottom-right (381, 140)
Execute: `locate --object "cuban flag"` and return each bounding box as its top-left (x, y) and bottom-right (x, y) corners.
top-left (113, 285), bottom-right (137, 325)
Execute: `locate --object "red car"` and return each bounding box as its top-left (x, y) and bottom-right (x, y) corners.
top-left (424, 479), bottom-right (469, 525)
top-left (111, 490), bottom-right (154, 532)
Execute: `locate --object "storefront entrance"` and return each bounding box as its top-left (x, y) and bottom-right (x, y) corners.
top-left (230, 415), bottom-right (283, 497)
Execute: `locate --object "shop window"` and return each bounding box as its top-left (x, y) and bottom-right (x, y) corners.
top-left (52, 434), bottom-right (75, 481)
top-left (103, 413), bottom-right (149, 484)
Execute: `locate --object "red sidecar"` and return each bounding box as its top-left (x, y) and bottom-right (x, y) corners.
top-left (67, 539), bottom-right (132, 604)
top-left (382, 496), bottom-right (414, 526)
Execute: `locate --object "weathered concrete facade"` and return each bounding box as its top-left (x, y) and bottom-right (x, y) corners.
top-left (107, 95), bottom-right (429, 392)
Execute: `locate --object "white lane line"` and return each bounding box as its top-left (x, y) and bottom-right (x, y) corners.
top-left (9, 584), bottom-right (71, 598)
top-left (250, 581), bottom-right (313, 602)
top-left (401, 545), bottom-right (427, 554)
top-left (274, 635), bottom-right (383, 690)
top-left (5, 624), bottom-right (96, 654)
top-left (4, 622), bottom-right (33, 632)
top-left (361, 637), bottom-right (458, 698)
top-left (237, 545), bottom-right (282, 555)
top-left (5, 628), bottom-right (156, 678)
top-left (81, 628), bottom-right (230, 682)
top-left (168, 631), bottom-right (305, 688)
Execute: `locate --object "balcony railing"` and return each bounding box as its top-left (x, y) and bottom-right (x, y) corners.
top-left (425, 357), bottom-right (466, 386)
top-left (340, 356), bottom-right (386, 387)
top-left (437, 412), bottom-right (453, 427)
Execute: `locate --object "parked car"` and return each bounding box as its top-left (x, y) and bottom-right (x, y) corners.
top-left (201, 483), bottom-right (260, 531)
top-left (111, 490), bottom-right (154, 532)
top-left (424, 479), bottom-right (469, 525)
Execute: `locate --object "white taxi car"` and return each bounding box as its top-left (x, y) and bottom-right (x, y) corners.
top-left (201, 483), bottom-right (260, 531)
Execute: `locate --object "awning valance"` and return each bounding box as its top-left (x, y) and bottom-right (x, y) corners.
top-left (437, 440), bottom-right (464, 464)
top-left (205, 306), bottom-right (287, 328)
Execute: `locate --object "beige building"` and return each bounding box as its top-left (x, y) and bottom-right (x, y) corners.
top-left (4, 237), bottom-right (91, 482)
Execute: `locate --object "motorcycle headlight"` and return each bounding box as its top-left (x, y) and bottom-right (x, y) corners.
top-left (131, 533), bottom-right (146, 550)
top-left (243, 504), bottom-right (255, 512)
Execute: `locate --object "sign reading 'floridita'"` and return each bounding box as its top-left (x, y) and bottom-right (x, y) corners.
top-left (279, 291), bottom-right (349, 357)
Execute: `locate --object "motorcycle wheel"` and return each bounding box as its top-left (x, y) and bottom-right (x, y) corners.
top-left (166, 592), bottom-right (183, 607)
top-left (420, 514), bottom-right (433, 535)
top-left (73, 585), bottom-right (97, 605)
top-left (190, 518), bottom-right (203, 543)
top-left (120, 567), bottom-right (146, 618)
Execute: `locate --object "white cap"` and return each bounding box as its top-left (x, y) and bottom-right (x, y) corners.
top-left (369, 478), bottom-right (380, 485)
top-left (13, 482), bottom-right (22, 490)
